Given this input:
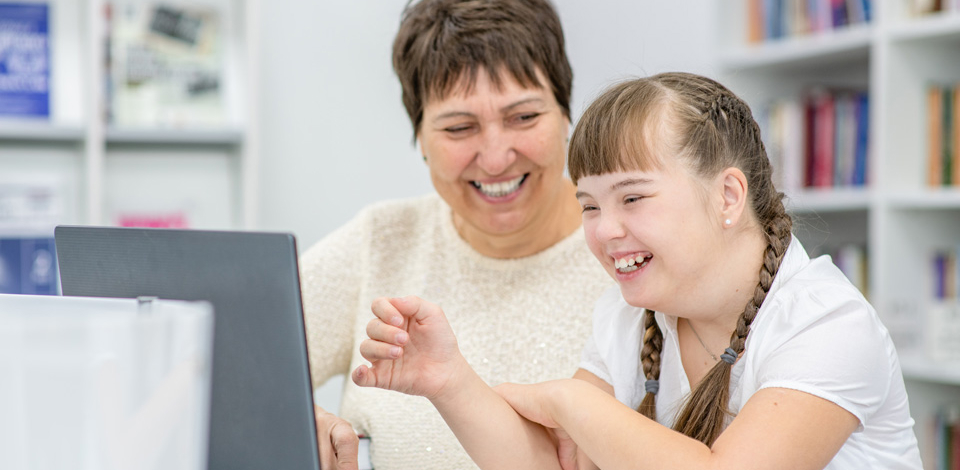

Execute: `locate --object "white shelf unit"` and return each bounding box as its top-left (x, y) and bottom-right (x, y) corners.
top-left (717, 3), bottom-right (960, 468)
top-left (0, 0), bottom-right (259, 230)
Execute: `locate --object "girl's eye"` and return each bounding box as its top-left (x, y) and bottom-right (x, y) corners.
top-left (624, 196), bottom-right (643, 204)
top-left (580, 204), bottom-right (598, 214)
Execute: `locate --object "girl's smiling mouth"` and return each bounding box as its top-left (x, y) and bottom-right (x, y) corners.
top-left (614, 253), bottom-right (653, 273)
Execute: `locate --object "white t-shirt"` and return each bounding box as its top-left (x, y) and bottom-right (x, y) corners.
top-left (580, 237), bottom-right (922, 469)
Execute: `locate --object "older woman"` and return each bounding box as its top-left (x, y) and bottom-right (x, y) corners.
top-left (299, 0), bottom-right (611, 468)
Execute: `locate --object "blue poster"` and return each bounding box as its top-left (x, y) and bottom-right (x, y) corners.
top-left (0, 237), bottom-right (59, 295)
top-left (0, 3), bottom-right (50, 118)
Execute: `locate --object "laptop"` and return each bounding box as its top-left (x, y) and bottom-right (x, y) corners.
top-left (54, 226), bottom-right (321, 470)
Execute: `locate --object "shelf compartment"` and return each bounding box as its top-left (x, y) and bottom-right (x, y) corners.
top-left (105, 127), bottom-right (244, 145)
top-left (0, 121), bottom-right (84, 142)
top-left (720, 23), bottom-right (872, 71)
top-left (886, 190), bottom-right (960, 209)
top-left (887, 11), bottom-right (960, 43)
top-left (784, 187), bottom-right (873, 213)
top-left (899, 354), bottom-right (960, 386)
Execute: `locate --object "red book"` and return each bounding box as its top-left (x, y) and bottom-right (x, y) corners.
top-left (813, 90), bottom-right (836, 188)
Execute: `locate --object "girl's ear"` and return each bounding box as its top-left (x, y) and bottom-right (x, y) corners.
top-left (719, 167), bottom-right (749, 228)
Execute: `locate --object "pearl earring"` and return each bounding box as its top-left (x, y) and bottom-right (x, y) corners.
top-left (724, 219), bottom-right (732, 226)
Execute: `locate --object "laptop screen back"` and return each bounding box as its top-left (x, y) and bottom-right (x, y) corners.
top-left (54, 226), bottom-right (321, 470)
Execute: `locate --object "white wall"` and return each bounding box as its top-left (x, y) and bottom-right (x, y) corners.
top-left (257, 0), bottom-right (719, 249)
top-left (256, 1), bottom-right (719, 410)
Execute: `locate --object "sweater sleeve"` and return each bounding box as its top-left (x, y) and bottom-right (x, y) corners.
top-left (299, 209), bottom-right (371, 390)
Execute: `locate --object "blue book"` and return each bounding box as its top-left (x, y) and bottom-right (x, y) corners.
top-left (853, 92), bottom-right (869, 186)
top-left (0, 237), bottom-right (59, 295)
top-left (0, 2), bottom-right (50, 118)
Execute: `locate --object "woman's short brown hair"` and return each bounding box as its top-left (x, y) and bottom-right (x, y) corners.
top-left (393, 0), bottom-right (573, 137)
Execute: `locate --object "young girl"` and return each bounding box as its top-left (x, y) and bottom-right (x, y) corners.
top-left (352, 72), bottom-right (922, 469)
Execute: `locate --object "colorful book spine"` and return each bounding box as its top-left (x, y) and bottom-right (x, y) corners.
top-left (954, 82), bottom-right (960, 186)
top-left (929, 85), bottom-right (944, 187)
top-left (853, 91), bottom-right (869, 186)
top-left (944, 87), bottom-right (954, 186)
top-left (762, 89), bottom-right (867, 191)
top-left (747, 0), bottom-right (871, 43)
top-left (927, 83), bottom-right (960, 187)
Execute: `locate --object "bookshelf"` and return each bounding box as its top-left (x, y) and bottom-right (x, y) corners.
top-left (717, 2), bottom-right (960, 468)
top-left (0, 0), bottom-right (260, 232)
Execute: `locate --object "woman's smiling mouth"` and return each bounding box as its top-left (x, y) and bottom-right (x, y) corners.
top-left (471, 174), bottom-right (528, 198)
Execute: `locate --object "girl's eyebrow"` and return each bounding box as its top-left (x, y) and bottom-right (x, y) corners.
top-left (610, 177), bottom-right (654, 191)
top-left (575, 177), bottom-right (654, 199)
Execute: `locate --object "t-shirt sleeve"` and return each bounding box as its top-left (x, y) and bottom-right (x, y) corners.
top-left (579, 328), bottom-right (612, 384)
top-left (754, 286), bottom-right (894, 430)
top-left (578, 286), bottom-right (625, 385)
top-left (299, 210), bottom-right (370, 390)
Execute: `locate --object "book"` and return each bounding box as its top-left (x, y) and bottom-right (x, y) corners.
top-left (853, 91), bottom-right (869, 186)
top-left (943, 87), bottom-right (954, 186)
top-left (0, 2), bottom-right (50, 118)
top-left (812, 89), bottom-right (836, 187)
top-left (954, 82), bottom-right (960, 187)
top-left (109, 1), bottom-right (226, 128)
top-left (929, 85), bottom-right (943, 187)
top-left (834, 92), bottom-right (857, 186)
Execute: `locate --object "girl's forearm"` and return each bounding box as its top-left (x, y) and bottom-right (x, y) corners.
top-left (429, 363), bottom-right (563, 470)
top-left (551, 380), bottom-right (713, 470)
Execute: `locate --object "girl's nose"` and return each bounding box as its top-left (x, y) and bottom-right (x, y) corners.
top-left (594, 210), bottom-right (626, 242)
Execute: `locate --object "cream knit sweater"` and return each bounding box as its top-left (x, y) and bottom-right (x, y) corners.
top-left (300, 193), bottom-right (613, 470)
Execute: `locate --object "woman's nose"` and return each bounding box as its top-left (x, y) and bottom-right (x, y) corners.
top-left (475, 127), bottom-right (517, 176)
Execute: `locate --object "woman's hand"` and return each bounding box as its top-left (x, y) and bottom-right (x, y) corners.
top-left (352, 296), bottom-right (467, 400)
top-left (313, 405), bottom-right (360, 470)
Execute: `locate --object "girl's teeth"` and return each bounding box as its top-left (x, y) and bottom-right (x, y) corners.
top-left (617, 255), bottom-right (649, 272)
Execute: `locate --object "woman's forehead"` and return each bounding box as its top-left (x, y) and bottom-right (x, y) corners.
top-left (428, 67), bottom-right (549, 107)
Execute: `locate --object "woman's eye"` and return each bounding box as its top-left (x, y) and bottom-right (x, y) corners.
top-left (511, 113), bottom-right (541, 125)
top-left (624, 196), bottom-right (643, 204)
top-left (580, 205), bottom-right (598, 213)
top-left (444, 124), bottom-right (474, 134)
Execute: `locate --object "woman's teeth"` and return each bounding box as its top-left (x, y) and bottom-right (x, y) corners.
top-left (472, 175), bottom-right (525, 197)
top-left (615, 255), bottom-right (650, 273)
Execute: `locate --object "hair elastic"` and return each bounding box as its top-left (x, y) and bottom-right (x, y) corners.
top-left (644, 379), bottom-right (660, 395)
top-left (720, 347), bottom-right (738, 365)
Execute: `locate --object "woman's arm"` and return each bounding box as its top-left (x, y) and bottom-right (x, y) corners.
top-left (500, 379), bottom-right (859, 470)
top-left (352, 296), bottom-right (563, 470)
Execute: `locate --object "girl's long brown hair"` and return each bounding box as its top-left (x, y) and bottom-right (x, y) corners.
top-left (568, 73), bottom-right (793, 446)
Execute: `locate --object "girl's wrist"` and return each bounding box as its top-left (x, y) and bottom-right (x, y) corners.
top-left (426, 354), bottom-right (482, 409)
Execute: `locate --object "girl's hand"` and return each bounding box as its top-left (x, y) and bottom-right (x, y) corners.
top-left (352, 296), bottom-right (467, 400)
top-left (549, 427), bottom-right (579, 470)
top-left (497, 380), bottom-right (597, 470)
